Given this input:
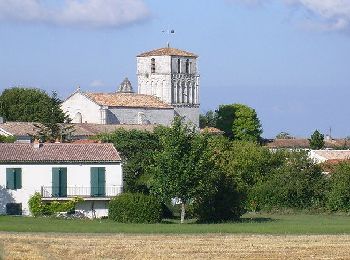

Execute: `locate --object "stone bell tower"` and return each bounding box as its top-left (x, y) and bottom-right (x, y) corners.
top-left (136, 46), bottom-right (200, 126)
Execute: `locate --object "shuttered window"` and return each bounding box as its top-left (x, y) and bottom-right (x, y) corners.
top-left (90, 167), bottom-right (105, 197)
top-left (52, 168), bottom-right (67, 197)
top-left (6, 168), bottom-right (22, 190)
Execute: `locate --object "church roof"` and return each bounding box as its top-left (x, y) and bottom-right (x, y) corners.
top-left (117, 77), bottom-right (134, 93)
top-left (137, 47), bottom-right (198, 58)
top-left (85, 93), bottom-right (173, 109)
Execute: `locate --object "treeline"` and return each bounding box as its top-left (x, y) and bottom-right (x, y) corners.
top-left (96, 118), bottom-right (350, 223)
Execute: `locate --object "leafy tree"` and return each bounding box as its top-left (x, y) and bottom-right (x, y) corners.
top-left (95, 129), bottom-right (160, 193)
top-left (0, 87), bottom-right (66, 123)
top-left (276, 132), bottom-right (293, 139)
top-left (0, 135), bottom-right (16, 143)
top-left (215, 104), bottom-right (262, 142)
top-left (232, 104), bottom-right (262, 143)
top-left (309, 130), bottom-right (325, 150)
top-left (199, 110), bottom-right (217, 129)
top-left (149, 117), bottom-right (216, 223)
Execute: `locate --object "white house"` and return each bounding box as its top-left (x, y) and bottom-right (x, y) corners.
top-left (309, 150), bottom-right (350, 164)
top-left (0, 143), bottom-right (123, 218)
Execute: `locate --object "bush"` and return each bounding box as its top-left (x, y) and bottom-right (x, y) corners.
top-left (109, 193), bottom-right (162, 223)
top-left (28, 192), bottom-right (83, 217)
top-left (249, 151), bottom-right (327, 210)
top-left (327, 162), bottom-right (350, 211)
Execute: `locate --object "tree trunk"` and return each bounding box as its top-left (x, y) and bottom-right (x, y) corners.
top-left (180, 203), bottom-right (186, 224)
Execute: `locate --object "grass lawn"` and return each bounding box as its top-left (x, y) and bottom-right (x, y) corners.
top-left (1, 212), bottom-right (350, 234)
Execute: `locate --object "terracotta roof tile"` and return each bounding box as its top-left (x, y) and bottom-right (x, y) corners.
top-left (265, 138), bottom-right (350, 149)
top-left (311, 150), bottom-right (350, 161)
top-left (200, 127), bottom-right (224, 135)
top-left (85, 93), bottom-right (173, 109)
top-left (0, 143), bottom-right (121, 163)
top-left (137, 47), bottom-right (198, 58)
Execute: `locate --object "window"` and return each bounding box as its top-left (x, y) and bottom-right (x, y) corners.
top-left (151, 58), bottom-right (156, 73)
top-left (91, 167), bottom-right (105, 197)
top-left (6, 168), bottom-right (22, 190)
top-left (177, 59), bottom-right (181, 73)
top-left (52, 167), bottom-right (67, 197)
top-left (185, 59), bottom-right (190, 74)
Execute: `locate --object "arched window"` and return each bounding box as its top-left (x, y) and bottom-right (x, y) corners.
top-left (185, 59), bottom-right (190, 74)
top-left (177, 59), bottom-right (181, 73)
top-left (151, 58), bottom-right (155, 73)
top-left (73, 112), bottom-right (82, 124)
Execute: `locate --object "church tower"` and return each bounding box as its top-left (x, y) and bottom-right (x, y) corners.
top-left (137, 47), bottom-right (200, 126)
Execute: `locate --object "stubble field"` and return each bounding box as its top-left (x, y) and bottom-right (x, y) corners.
top-left (1, 232), bottom-right (350, 259)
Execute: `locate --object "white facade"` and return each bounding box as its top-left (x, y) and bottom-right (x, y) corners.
top-left (0, 163), bottom-right (122, 218)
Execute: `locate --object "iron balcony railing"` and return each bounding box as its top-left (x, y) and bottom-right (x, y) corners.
top-left (41, 186), bottom-right (123, 198)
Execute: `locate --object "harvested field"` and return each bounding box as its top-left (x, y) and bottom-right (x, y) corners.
top-left (1, 233), bottom-right (350, 259)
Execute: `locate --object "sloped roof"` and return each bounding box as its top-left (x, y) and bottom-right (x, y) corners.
top-left (265, 138), bottom-right (350, 149)
top-left (0, 122), bottom-right (40, 136)
top-left (200, 127), bottom-right (224, 135)
top-left (0, 143), bottom-right (121, 163)
top-left (137, 47), bottom-right (198, 58)
top-left (85, 93), bottom-right (173, 109)
top-left (311, 150), bottom-right (350, 161)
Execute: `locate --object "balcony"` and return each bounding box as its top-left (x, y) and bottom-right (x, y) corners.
top-left (41, 186), bottom-right (123, 201)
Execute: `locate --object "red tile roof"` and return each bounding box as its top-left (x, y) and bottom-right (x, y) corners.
top-left (85, 93), bottom-right (173, 109)
top-left (0, 143), bottom-right (121, 163)
top-left (137, 47), bottom-right (198, 58)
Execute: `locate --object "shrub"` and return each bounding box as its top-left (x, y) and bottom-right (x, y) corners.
top-left (327, 162), bottom-right (350, 211)
top-left (109, 193), bottom-right (162, 223)
top-left (28, 193), bottom-right (83, 216)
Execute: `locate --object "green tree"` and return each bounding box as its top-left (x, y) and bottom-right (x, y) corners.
top-left (0, 135), bottom-right (16, 143)
top-left (149, 117), bottom-right (216, 223)
top-left (95, 128), bottom-right (160, 193)
top-left (0, 87), bottom-right (66, 123)
top-left (309, 130), bottom-right (325, 150)
top-left (232, 104), bottom-right (262, 143)
top-left (215, 104), bottom-right (262, 142)
top-left (199, 110), bottom-right (217, 129)
top-left (276, 132), bottom-right (293, 139)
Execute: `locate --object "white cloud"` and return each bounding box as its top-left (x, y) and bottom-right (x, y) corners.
top-left (90, 80), bottom-right (105, 87)
top-left (0, 0), bottom-right (151, 28)
top-left (229, 0), bottom-right (350, 32)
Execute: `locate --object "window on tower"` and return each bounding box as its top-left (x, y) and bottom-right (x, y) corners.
top-left (151, 58), bottom-right (156, 73)
top-left (185, 59), bottom-right (190, 74)
top-left (177, 59), bottom-right (181, 73)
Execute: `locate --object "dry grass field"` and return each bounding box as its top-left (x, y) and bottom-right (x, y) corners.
top-left (1, 232), bottom-right (350, 259)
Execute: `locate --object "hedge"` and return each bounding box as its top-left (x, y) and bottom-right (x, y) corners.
top-left (109, 193), bottom-right (162, 223)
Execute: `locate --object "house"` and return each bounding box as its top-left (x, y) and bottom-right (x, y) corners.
top-left (309, 150), bottom-right (350, 164)
top-left (62, 46), bottom-right (200, 127)
top-left (0, 143), bottom-right (123, 218)
top-left (265, 138), bottom-right (350, 151)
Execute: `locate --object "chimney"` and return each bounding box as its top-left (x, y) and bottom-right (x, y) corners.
top-left (33, 139), bottom-right (43, 149)
top-left (0, 117), bottom-right (4, 124)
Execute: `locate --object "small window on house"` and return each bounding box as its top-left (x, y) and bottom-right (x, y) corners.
top-left (6, 203), bottom-right (22, 215)
top-left (151, 58), bottom-right (156, 73)
top-left (185, 59), bottom-right (190, 74)
top-left (177, 59), bottom-right (181, 73)
top-left (6, 168), bottom-right (22, 190)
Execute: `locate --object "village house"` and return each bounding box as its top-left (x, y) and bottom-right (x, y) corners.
top-left (0, 143), bottom-right (123, 218)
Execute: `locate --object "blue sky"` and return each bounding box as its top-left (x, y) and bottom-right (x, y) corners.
top-left (0, 0), bottom-right (350, 138)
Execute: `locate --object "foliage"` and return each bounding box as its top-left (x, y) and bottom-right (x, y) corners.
top-left (199, 110), bottom-right (217, 129)
top-left (215, 104), bottom-right (262, 142)
top-left (149, 117), bottom-right (217, 223)
top-left (326, 162), bottom-right (350, 211)
top-left (28, 192), bottom-right (83, 217)
top-left (95, 129), bottom-right (160, 193)
top-left (309, 130), bottom-right (325, 150)
top-left (0, 135), bottom-right (16, 143)
top-left (0, 87), bottom-right (66, 123)
top-left (276, 132), bottom-right (293, 139)
top-left (108, 193), bottom-right (162, 223)
top-left (250, 151), bottom-right (327, 210)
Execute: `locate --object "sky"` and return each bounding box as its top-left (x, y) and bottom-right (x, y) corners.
top-left (0, 0), bottom-right (350, 138)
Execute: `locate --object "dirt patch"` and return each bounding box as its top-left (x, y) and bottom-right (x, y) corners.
top-left (1, 232), bottom-right (350, 259)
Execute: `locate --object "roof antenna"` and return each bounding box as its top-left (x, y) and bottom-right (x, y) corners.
top-left (161, 29), bottom-right (175, 48)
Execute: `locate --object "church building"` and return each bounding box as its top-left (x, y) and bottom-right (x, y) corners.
top-left (61, 47), bottom-right (200, 127)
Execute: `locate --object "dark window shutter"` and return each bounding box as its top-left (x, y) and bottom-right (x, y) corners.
top-left (15, 168), bottom-right (22, 189)
top-left (52, 168), bottom-right (60, 197)
top-left (90, 167), bottom-right (99, 196)
top-left (60, 168), bottom-right (67, 197)
top-left (98, 167), bottom-right (106, 197)
top-left (6, 168), bottom-right (15, 190)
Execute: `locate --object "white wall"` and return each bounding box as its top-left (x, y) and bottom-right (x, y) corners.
top-left (0, 163), bottom-right (122, 217)
top-left (61, 92), bottom-right (102, 124)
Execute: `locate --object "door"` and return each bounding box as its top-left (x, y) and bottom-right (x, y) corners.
top-left (52, 168), bottom-right (67, 197)
top-left (90, 167), bottom-right (105, 197)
